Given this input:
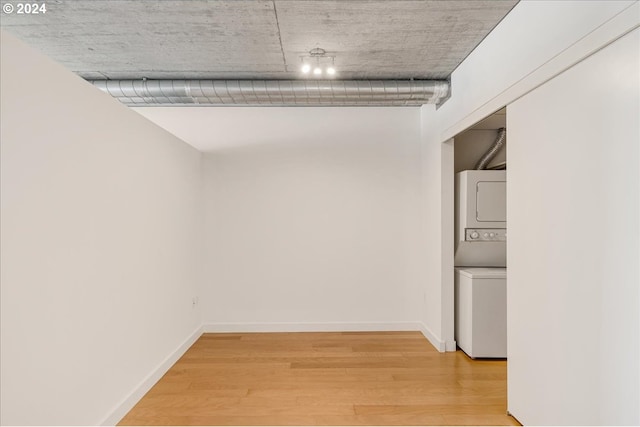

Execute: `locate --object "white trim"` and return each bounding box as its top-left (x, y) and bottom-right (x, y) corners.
top-left (99, 325), bottom-right (203, 426)
top-left (442, 1), bottom-right (640, 141)
top-left (440, 138), bottom-right (456, 351)
top-left (418, 323), bottom-right (446, 353)
top-left (203, 321), bottom-right (423, 333)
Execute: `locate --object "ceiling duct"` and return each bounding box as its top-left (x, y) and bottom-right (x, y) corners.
top-left (89, 79), bottom-right (449, 106)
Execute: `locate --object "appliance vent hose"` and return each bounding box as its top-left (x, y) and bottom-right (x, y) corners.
top-left (475, 127), bottom-right (507, 170)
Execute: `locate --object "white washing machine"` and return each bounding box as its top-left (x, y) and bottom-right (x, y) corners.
top-left (455, 267), bottom-right (507, 358)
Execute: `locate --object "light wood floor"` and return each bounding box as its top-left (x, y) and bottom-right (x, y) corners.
top-left (119, 332), bottom-right (519, 426)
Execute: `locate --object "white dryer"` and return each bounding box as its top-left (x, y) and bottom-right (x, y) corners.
top-left (455, 170), bottom-right (506, 267)
top-left (455, 267), bottom-right (507, 358)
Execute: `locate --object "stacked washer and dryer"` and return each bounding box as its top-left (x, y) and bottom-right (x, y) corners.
top-left (454, 130), bottom-right (507, 359)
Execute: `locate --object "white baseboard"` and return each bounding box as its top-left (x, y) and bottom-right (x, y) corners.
top-left (418, 323), bottom-right (456, 353)
top-left (445, 339), bottom-right (457, 352)
top-left (419, 323), bottom-right (446, 352)
top-left (99, 325), bottom-right (203, 426)
top-left (203, 321), bottom-right (423, 333)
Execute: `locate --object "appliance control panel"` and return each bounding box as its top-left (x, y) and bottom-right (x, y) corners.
top-left (465, 228), bottom-right (507, 242)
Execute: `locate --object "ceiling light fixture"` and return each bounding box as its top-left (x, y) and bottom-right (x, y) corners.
top-left (300, 48), bottom-right (336, 78)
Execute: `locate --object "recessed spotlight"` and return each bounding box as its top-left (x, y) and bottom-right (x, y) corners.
top-left (326, 67), bottom-right (336, 75)
top-left (313, 67), bottom-right (322, 75)
top-left (301, 64), bottom-right (311, 74)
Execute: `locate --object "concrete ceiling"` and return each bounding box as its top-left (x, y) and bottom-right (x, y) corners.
top-left (1, 0), bottom-right (518, 81)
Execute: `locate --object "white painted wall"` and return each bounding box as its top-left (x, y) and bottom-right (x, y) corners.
top-left (201, 108), bottom-right (425, 331)
top-left (0, 32), bottom-right (203, 425)
top-left (419, 107), bottom-right (454, 350)
top-left (440, 0), bottom-right (638, 139)
top-left (507, 28), bottom-right (639, 425)
top-left (418, 3), bottom-right (639, 423)
top-left (420, 0), bottom-right (639, 351)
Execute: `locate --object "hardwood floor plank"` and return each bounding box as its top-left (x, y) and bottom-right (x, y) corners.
top-left (354, 403), bottom-right (508, 416)
top-left (118, 332), bottom-right (518, 426)
top-left (443, 414), bottom-right (521, 426)
top-left (144, 388), bottom-right (250, 398)
top-left (290, 356), bottom-right (410, 369)
top-left (127, 400), bottom-right (356, 417)
top-left (313, 414), bottom-right (448, 426)
top-left (296, 393), bottom-right (507, 406)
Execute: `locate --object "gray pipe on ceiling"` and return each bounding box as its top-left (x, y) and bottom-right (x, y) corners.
top-left (89, 79), bottom-right (449, 106)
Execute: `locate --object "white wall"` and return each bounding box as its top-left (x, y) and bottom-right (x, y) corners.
top-left (419, 107), bottom-right (454, 350)
top-left (0, 32), bottom-right (203, 425)
top-left (507, 28), bottom-right (639, 425)
top-left (420, 0), bottom-right (638, 351)
top-left (201, 108), bottom-right (425, 331)
top-left (419, 0), bottom-right (638, 422)
top-left (440, 0), bottom-right (638, 139)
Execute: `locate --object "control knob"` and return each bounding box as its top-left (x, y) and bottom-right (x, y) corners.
top-left (470, 231), bottom-right (479, 239)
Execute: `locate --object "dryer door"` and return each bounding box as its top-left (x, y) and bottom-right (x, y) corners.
top-left (476, 181), bottom-right (506, 222)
